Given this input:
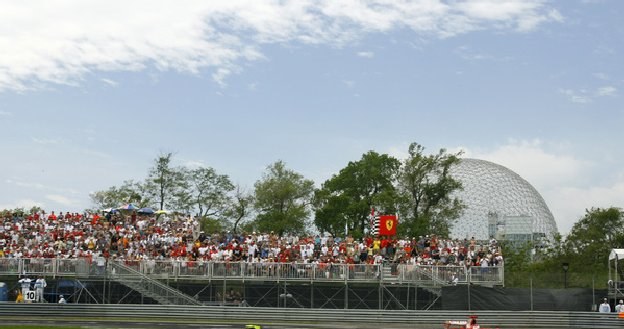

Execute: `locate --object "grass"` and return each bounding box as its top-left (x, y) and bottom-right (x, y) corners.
top-left (0, 327), bottom-right (86, 329)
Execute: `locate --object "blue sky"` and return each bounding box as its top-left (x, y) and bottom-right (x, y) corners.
top-left (0, 0), bottom-right (622, 235)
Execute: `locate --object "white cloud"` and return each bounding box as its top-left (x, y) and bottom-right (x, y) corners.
top-left (100, 78), bottom-right (118, 87)
top-left (546, 181), bottom-right (624, 235)
top-left (560, 85), bottom-right (618, 103)
top-left (45, 194), bottom-right (75, 206)
top-left (464, 139), bottom-right (588, 189)
top-left (31, 137), bottom-right (60, 145)
top-left (357, 51), bottom-right (374, 58)
top-left (0, 199), bottom-right (45, 211)
top-left (7, 179), bottom-right (79, 195)
top-left (342, 80), bottom-right (355, 88)
top-left (593, 72), bottom-right (609, 80)
top-left (183, 160), bottom-right (207, 169)
top-left (0, 0), bottom-right (561, 92)
top-left (596, 86), bottom-right (617, 97)
top-left (559, 88), bottom-right (591, 103)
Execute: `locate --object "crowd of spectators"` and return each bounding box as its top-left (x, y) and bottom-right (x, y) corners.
top-left (0, 210), bottom-right (503, 270)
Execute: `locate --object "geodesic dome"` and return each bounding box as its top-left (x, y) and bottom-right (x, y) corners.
top-left (449, 158), bottom-right (559, 240)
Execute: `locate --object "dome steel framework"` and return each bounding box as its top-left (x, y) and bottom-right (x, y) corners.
top-left (449, 158), bottom-right (559, 241)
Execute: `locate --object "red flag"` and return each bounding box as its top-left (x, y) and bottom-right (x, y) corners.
top-left (378, 215), bottom-right (397, 236)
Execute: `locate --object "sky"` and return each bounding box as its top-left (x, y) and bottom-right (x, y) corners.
top-left (0, 0), bottom-right (622, 236)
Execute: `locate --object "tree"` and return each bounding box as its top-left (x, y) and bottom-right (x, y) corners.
top-left (314, 151), bottom-right (400, 238)
top-left (90, 180), bottom-right (149, 210)
top-left (178, 166), bottom-right (235, 218)
top-left (397, 142), bottom-right (464, 237)
top-left (145, 153), bottom-right (185, 211)
top-left (225, 184), bottom-right (255, 233)
top-left (555, 207), bottom-right (624, 269)
top-left (505, 207), bottom-right (624, 288)
top-left (253, 160), bottom-right (314, 235)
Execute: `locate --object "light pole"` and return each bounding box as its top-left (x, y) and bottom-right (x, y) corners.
top-left (562, 262), bottom-right (569, 289)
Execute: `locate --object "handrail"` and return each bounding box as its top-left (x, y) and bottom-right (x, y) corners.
top-left (109, 261), bottom-right (202, 305)
top-left (0, 305), bottom-right (621, 328)
top-left (0, 258), bottom-right (503, 286)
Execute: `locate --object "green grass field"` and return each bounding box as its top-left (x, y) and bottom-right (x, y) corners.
top-left (0, 327), bottom-right (84, 329)
top-left (0, 327), bottom-right (88, 329)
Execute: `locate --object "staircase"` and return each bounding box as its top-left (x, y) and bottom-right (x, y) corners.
top-left (109, 262), bottom-right (202, 306)
top-left (381, 264), bottom-right (400, 282)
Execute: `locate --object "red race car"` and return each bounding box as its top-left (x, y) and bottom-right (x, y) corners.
top-left (443, 315), bottom-right (499, 329)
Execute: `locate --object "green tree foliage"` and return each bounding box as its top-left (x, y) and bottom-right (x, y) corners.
top-left (176, 167), bottom-right (235, 218)
top-left (92, 154), bottom-right (235, 219)
top-left (504, 207), bottom-right (624, 288)
top-left (145, 152), bottom-right (186, 211)
top-left (253, 160), bottom-right (314, 235)
top-left (397, 142), bottom-right (464, 237)
top-left (564, 207), bottom-right (624, 259)
top-left (224, 184), bottom-right (254, 233)
top-left (314, 151), bottom-right (400, 238)
top-left (200, 217), bottom-right (225, 234)
top-left (90, 180), bottom-right (149, 209)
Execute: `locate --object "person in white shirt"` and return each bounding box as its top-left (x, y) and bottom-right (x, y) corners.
top-left (247, 242), bottom-right (258, 262)
top-left (18, 276), bottom-right (31, 302)
top-left (58, 295), bottom-right (67, 304)
top-left (34, 276), bottom-right (47, 303)
top-left (615, 299), bottom-right (624, 313)
top-left (599, 298), bottom-right (611, 313)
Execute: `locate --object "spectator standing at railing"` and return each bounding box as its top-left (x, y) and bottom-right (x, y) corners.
top-left (615, 300), bottom-right (624, 313)
top-left (34, 275), bottom-right (46, 302)
top-left (599, 298), bottom-right (611, 313)
top-left (18, 276), bottom-right (31, 302)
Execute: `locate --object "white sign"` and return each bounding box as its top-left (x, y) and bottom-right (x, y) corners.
top-left (24, 290), bottom-right (36, 301)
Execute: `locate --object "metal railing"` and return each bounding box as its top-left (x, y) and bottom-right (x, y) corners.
top-left (0, 258), bottom-right (503, 286)
top-left (109, 261), bottom-right (202, 305)
top-left (0, 258), bottom-right (91, 277)
top-left (0, 304), bottom-right (622, 328)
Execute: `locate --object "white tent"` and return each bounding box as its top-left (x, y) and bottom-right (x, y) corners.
top-left (609, 248), bottom-right (624, 302)
top-left (609, 248), bottom-right (624, 261)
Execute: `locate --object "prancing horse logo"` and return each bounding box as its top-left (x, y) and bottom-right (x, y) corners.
top-left (385, 218), bottom-right (393, 231)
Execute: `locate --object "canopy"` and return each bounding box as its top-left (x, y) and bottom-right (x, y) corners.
top-left (138, 207), bottom-right (155, 215)
top-left (117, 203), bottom-right (140, 211)
top-left (609, 248), bottom-right (624, 261)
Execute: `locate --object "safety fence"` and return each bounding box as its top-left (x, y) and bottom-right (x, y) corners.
top-left (0, 304), bottom-right (622, 328)
top-left (0, 258), bottom-right (503, 286)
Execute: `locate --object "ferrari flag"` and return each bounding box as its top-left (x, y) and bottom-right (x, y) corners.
top-left (378, 215), bottom-right (397, 236)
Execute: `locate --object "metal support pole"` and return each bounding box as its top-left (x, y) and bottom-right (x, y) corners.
top-left (415, 284), bottom-right (418, 310)
top-left (379, 280), bottom-right (382, 310)
top-left (344, 281), bottom-right (348, 309)
top-left (467, 282), bottom-right (471, 311)
top-left (530, 277), bottom-right (533, 311)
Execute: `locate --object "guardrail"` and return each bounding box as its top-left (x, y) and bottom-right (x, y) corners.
top-left (0, 258), bottom-right (503, 286)
top-left (0, 304), bottom-right (621, 328)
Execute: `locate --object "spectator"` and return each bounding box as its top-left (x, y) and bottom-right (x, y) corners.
top-left (599, 298), bottom-right (611, 313)
top-left (615, 299), bottom-right (624, 313)
top-left (34, 276), bottom-right (47, 303)
top-left (58, 294), bottom-right (67, 304)
top-left (18, 276), bottom-right (31, 302)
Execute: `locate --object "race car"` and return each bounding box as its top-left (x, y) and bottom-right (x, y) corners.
top-left (244, 325), bottom-right (262, 329)
top-left (443, 315), bottom-right (498, 329)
